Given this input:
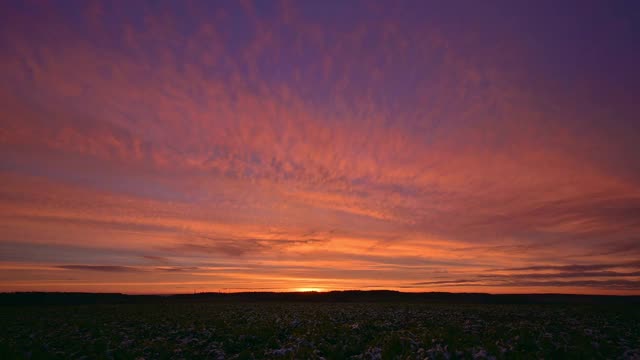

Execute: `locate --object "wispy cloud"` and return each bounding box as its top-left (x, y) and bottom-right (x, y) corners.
top-left (501, 261), bottom-right (640, 272)
top-left (57, 265), bottom-right (142, 273)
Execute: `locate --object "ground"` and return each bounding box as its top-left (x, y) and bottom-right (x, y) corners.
top-left (1, 302), bottom-right (639, 359)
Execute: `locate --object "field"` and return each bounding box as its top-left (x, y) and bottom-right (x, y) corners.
top-left (1, 302), bottom-right (639, 359)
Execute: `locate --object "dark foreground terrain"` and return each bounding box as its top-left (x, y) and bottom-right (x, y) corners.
top-left (1, 292), bottom-right (639, 359)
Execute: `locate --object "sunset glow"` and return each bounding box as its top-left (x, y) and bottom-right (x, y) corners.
top-left (294, 288), bottom-right (325, 293)
top-left (1, 1), bottom-right (639, 295)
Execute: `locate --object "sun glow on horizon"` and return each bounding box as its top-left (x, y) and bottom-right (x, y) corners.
top-left (294, 287), bottom-right (326, 293)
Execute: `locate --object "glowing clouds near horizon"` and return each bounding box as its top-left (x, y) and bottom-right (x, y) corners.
top-left (1, 0), bottom-right (639, 294)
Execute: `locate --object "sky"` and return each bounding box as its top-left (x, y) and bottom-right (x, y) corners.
top-left (1, 0), bottom-right (639, 295)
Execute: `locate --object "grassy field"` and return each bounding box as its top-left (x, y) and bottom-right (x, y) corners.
top-left (1, 302), bottom-right (639, 359)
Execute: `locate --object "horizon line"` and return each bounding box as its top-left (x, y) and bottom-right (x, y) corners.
top-left (3, 290), bottom-right (639, 297)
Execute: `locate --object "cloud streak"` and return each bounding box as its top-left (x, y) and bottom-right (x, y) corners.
top-left (57, 265), bottom-right (142, 273)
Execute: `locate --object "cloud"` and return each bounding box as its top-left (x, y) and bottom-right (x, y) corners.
top-left (178, 242), bottom-right (265, 257)
top-left (409, 266), bottom-right (640, 291)
top-left (155, 266), bottom-right (200, 272)
top-left (142, 255), bottom-right (169, 263)
top-left (412, 279), bottom-right (479, 286)
top-left (481, 271), bottom-right (640, 280)
top-left (502, 261), bottom-right (640, 272)
top-left (57, 265), bottom-right (142, 273)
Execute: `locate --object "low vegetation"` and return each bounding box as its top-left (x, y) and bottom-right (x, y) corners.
top-left (1, 301), bottom-right (639, 359)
